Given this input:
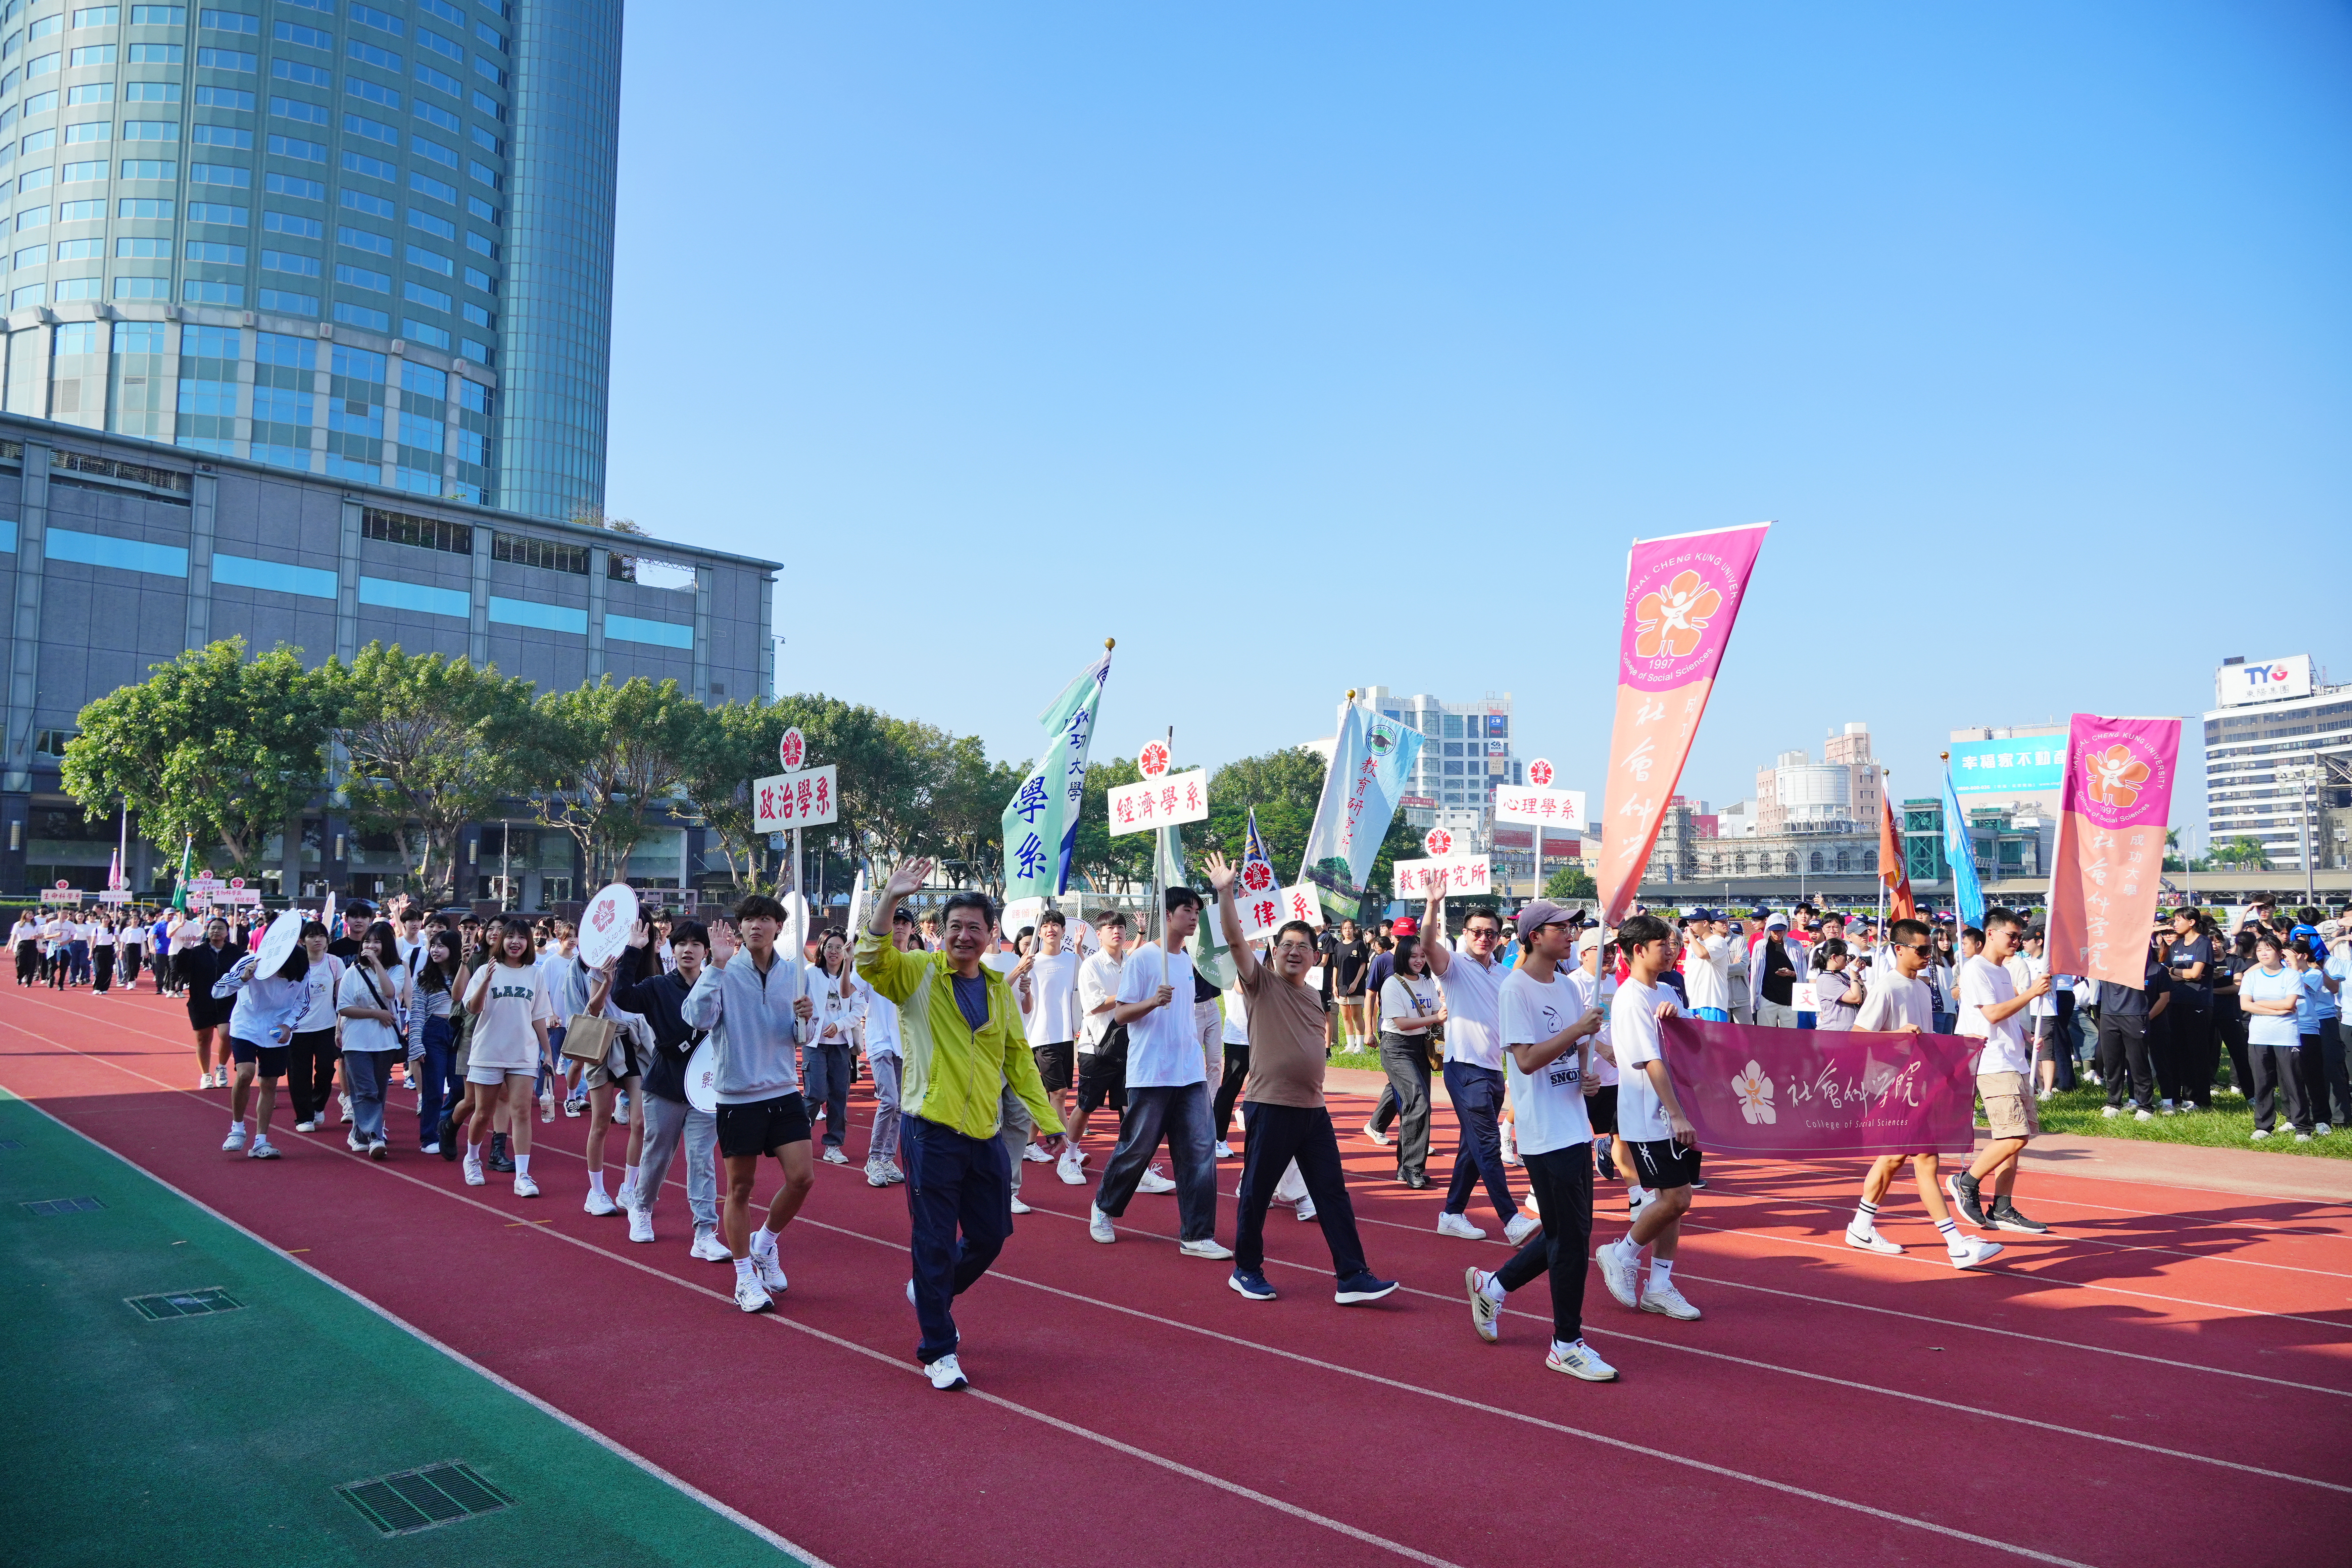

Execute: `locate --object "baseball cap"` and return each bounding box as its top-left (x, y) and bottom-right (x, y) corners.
top-left (1750, 906), bottom-right (1771, 921)
top-left (1576, 928), bottom-right (1606, 953)
top-left (1515, 899), bottom-right (1573, 942)
top-left (891, 906), bottom-right (916, 924)
top-left (1766, 913), bottom-right (1790, 931)
top-left (1392, 916), bottom-right (1419, 936)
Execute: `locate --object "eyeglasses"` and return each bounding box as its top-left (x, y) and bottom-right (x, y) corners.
top-left (1273, 941), bottom-right (1316, 956)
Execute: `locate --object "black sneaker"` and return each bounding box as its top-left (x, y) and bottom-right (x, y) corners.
top-left (437, 1114), bottom-right (458, 1160)
top-left (488, 1132), bottom-right (516, 1174)
top-left (1989, 1202), bottom-right (2049, 1234)
top-left (1596, 1149), bottom-right (1618, 1181)
top-left (1945, 1171), bottom-right (1986, 1227)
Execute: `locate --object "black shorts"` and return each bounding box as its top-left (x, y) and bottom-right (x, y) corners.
top-left (1075, 1036), bottom-right (1128, 1117)
top-left (715, 1094), bottom-right (812, 1159)
top-left (1032, 1040), bottom-right (1074, 1093)
top-left (1626, 1135), bottom-right (1702, 1190)
top-left (1586, 1084), bottom-right (1619, 1136)
top-left (228, 1035), bottom-right (290, 1078)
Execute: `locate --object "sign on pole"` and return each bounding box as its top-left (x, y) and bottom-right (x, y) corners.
top-left (1108, 769), bottom-right (1208, 837)
top-left (1494, 786), bottom-right (1587, 829)
top-left (777, 727), bottom-right (807, 773)
top-left (1527, 757), bottom-right (1556, 788)
top-left (1393, 853), bottom-right (1494, 899)
top-left (1137, 740), bottom-right (1171, 779)
top-left (1422, 827), bottom-right (1454, 858)
top-left (753, 765), bottom-right (838, 830)
top-left (1279, 885), bottom-right (1324, 928)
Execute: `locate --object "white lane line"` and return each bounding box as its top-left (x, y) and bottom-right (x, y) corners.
top-left (0, 1033), bottom-right (1463, 1568)
top-left (0, 1088), bottom-right (836, 1568)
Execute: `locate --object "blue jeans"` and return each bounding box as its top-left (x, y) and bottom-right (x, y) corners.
top-left (342, 1048), bottom-right (398, 1143)
top-left (900, 1114), bottom-right (1014, 1366)
top-left (1798, 1012), bottom-right (1817, 1029)
top-left (1932, 1013), bottom-right (1957, 1035)
top-left (1442, 1061), bottom-right (1514, 1224)
top-left (417, 1014), bottom-right (457, 1147)
top-left (1092, 1081), bottom-right (1219, 1243)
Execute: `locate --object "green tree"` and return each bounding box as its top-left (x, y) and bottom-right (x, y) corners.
top-left (326, 643), bottom-right (535, 902)
top-left (517, 676), bottom-right (710, 888)
top-left (1545, 864), bottom-right (1599, 901)
top-left (62, 637), bottom-right (333, 877)
top-left (2208, 835), bottom-right (2272, 870)
top-left (1070, 756), bottom-right (1154, 892)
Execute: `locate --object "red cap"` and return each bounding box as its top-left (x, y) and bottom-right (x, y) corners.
top-left (1392, 917), bottom-right (1419, 935)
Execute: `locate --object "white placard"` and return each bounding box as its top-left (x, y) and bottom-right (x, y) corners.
top-left (40, 889), bottom-right (82, 904)
top-left (1000, 895), bottom-right (1046, 939)
top-left (1107, 769), bottom-right (1208, 837)
top-left (1494, 787), bottom-right (1586, 829)
top-left (1232, 845), bottom-right (1286, 942)
top-left (97, 890), bottom-right (132, 905)
top-left (1393, 853), bottom-right (1494, 899)
top-left (754, 765), bottom-right (839, 830)
top-left (185, 876), bottom-right (225, 894)
top-left (256, 909), bottom-right (305, 976)
top-left (1793, 981), bottom-right (1819, 1014)
top-left (578, 882), bottom-right (639, 969)
top-left (1279, 885), bottom-right (1324, 928)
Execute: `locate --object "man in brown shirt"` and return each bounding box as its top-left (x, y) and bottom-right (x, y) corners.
top-left (1204, 851), bottom-right (1398, 1307)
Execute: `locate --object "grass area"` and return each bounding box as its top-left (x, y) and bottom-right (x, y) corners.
top-left (1331, 1046), bottom-right (1383, 1074)
top-left (2007, 1082), bottom-right (2352, 1159)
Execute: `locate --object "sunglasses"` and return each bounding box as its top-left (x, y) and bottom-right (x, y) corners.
top-left (1907, 943), bottom-right (1933, 957)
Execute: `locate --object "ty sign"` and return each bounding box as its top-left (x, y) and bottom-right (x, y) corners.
top-left (754, 765), bottom-right (839, 829)
top-left (1108, 769), bottom-right (1207, 836)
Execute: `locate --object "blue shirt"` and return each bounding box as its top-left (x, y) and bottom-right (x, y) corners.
top-left (2242, 965), bottom-right (2301, 1048)
top-left (2295, 967), bottom-right (2336, 1029)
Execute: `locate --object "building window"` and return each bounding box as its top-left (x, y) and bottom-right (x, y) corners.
top-left (270, 57), bottom-right (325, 86)
top-left (401, 279), bottom-right (448, 312)
top-left (264, 171), bottom-right (322, 200)
top-left (199, 9), bottom-right (257, 34)
top-left (130, 4), bottom-right (185, 22)
top-left (336, 223), bottom-right (390, 256)
top-left (333, 261), bottom-right (387, 291)
top-left (401, 316), bottom-right (449, 350)
top-left (255, 287), bottom-right (315, 314)
top-left (411, 132), bottom-right (455, 168)
top-left (493, 531), bottom-right (589, 575)
top-left (351, 3), bottom-right (402, 37)
top-left (414, 61), bottom-right (459, 97)
top-left (413, 97), bottom-right (456, 132)
top-left (346, 36), bottom-right (399, 71)
top-left (342, 110), bottom-right (395, 144)
top-left (180, 278), bottom-right (240, 305)
top-left (261, 246), bottom-right (318, 276)
top-left (181, 238), bottom-right (241, 262)
top-left (185, 161), bottom-right (245, 187)
top-left (273, 20), bottom-right (328, 51)
top-left (266, 132), bottom-right (323, 161)
top-left (340, 187), bottom-right (392, 218)
top-left (347, 74), bottom-right (398, 109)
top-left (269, 94), bottom-right (326, 126)
top-left (362, 505), bottom-right (472, 555)
top-left (196, 46), bottom-right (254, 70)
top-left (263, 208), bottom-right (321, 238)
top-left (333, 300), bottom-right (388, 331)
top-left (130, 82), bottom-right (185, 102)
top-left (406, 206), bottom-right (453, 239)
top-left (189, 124), bottom-right (248, 148)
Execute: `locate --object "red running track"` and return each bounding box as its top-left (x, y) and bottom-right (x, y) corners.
top-left (7, 983), bottom-right (2351, 1568)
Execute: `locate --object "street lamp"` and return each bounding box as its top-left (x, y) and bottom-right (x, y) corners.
top-left (2276, 763), bottom-right (2323, 904)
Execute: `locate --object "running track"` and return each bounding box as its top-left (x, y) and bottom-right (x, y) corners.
top-left (7, 984), bottom-right (2349, 1568)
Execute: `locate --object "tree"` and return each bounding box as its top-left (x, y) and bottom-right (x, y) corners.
top-left (326, 643), bottom-right (535, 903)
top-left (516, 677), bottom-right (710, 889)
top-left (1070, 756), bottom-right (1154, 892)
top-left (2208, 835), bottom-right (2272, 870)
top-left (1545, 865), bottom-right (1599, 901)
top-left (62, 637), bottom-right (332, 877)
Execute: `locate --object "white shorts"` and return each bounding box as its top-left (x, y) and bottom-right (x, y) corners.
top-left (466, 1064), bottom-right (533, 1087)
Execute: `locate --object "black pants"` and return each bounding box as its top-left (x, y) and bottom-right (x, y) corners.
top-left (1369, 1083), bottom-right (1398, 1134)
top-left (2324, 1021), bottom-right (2352, 1127)
top-left (900, 1115), bottom-right (1012, 1367)
top-left (2147, 1010), bottom-right (2181, 1102)
top-left (13, 941), bottom-right (33, 984)
top-left (2170, 1005), bottom-right (2216, 1107)
top-left (2219, 1013), bottom-right (2252, 1102)
top-left (287, 1028), bottom-right (340, 1125)
top-left (92, 948), bottom-right (113, 993)
top-left (1375, 1035), bottom-right (1432, 1183)
top-left (1233, 1102), bottom-right (1368, 1283)
top-left (1212, 1043), bottom-right (1250, 1142)
top-left (2248, 1041), bottom-right (2312, 1134)
top-left (2098, 1012), bottom-right (2153, 1109)
top-left (1493, 1144), bottom-right (1596, 1345)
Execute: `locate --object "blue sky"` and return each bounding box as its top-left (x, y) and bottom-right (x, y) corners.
top-left (605, 5), bottom-right (2351, 847)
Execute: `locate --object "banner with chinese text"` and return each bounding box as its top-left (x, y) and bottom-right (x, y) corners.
top-left (1000, 649), bottom-right (1111, 904)
top-left (1232, 808), bottom-right (1286, 942)
top-left (1658, 1017), bottom-right (1979, 1157)
top-left (1107, 770), bottom-right (1208, 836)
top-left (1596, 524), bottom-right (1770, 923)
top-left (2044, 713), bottom-right (2180, 989)
top-left (1297, 696), bottom-right (1424, 920)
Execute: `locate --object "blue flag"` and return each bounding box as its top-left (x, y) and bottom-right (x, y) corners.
top-left (1001, 649), bottom-right (1111, 903)
top-left (1942, 763), bottom-right (1985, 930)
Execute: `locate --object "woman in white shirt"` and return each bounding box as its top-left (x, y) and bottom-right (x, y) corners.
top-left (11, 912), bottom-right (38, 987)
top-left (337, 921), bottom-right (411, 1160)
top-left (801, 931), bottom-right (863, 1166)
top-left (1376, 934), bottom-right (1447, 1189)
top-left (288, 921), bottom-right (345, 1133)
top-left (462, 917), bottom-right (556, 1195)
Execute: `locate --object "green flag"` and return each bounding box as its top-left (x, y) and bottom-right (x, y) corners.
top-left (171, 836), bottom-right (193, 912)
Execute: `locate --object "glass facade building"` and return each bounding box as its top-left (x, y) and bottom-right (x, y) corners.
top-left (0, 0), bottom-right (618, 521)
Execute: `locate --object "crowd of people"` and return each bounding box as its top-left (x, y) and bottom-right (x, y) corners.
top-left (10, 880), bottom-right (2344, 1394)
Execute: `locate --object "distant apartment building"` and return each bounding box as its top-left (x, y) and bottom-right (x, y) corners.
top-left (2204, 655), bottom-right (2350, 873)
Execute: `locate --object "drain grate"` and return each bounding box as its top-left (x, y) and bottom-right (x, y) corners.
top-left (336, 1463), bottom-right (512, 1537)
top-left (20, 1196), bottom-right (104, 1216)
top-left (127, 1287), bottom-right (243, 1321)
top-left (0, 1138), bottom-right (23, 1150)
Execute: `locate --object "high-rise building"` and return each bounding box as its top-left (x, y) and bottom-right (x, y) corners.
top-left (1755, 723), bottom-right (1878, 836)
top-left (1359, 685), bottom-right (1518, 815)
top-left (2204, 655), bottom-right (2351, 873)
top-left (0, 0), bottom-right (620, 522)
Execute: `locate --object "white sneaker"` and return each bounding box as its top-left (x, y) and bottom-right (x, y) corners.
top-left (1056, 1147), bottom-right (1087, 1185)
top-left (2251, 1128), bottom-right (2271, 1141)
top-left (368, 1138), bottom-right (388, 1162)
top-left (1436, 1211), bottom-right (1487, 1241)
top-left (1179, 1237), bottom-right (1234, 1260)
top-left (1021, 1142), bottom-right (1052, 1164)
top-left (1948, 1237), bottom-right (2004, 1270)
top-left (1295, 1196), bottom-right (1318, 1222)
top-left (246, 1137), bottom-right (281, 1160)
top-left (1504, 1213), bottom-right (1540, 1247)
top-left (221, 1124), bottom-right (249, 1153)
top-left (197, 1073), bottom-right (212, 1091)
top-left (734, 1275), bottom-right (774, 1314)
top-left (1362, 1120), bottom-right (1391, 1147)
top-left (1089, 1204), bottom-right (1116, 1244)
top-left (463, 1154), bottom-right (486, 1186)
top-left (1501, 1130), bottom-right (1522, 1168)
top-left (1137, 1165), bottom-right (1176, 1194)
top-left (752, 1248), bottom-right (788, 1293)
top-left (1010, 1195), bottom-right (1031, 1215)
top-left (926, 1353), bottom-right (970, 1391)
top-left (1214, 1141), bottom-right (1232, 1159)
top-left (294, 1120), bottom-right (318, 1134)
top-left (822, 1146), bottom-right (849, 1166)
top-left (691, 1227), bottom-right (732, 1262)
top-left (1597, 1240), bottom-right (1642, 1308)
top-left (1844, 1225), bottom-right (1902, 1255)
top-left (2296, 1132), bottom-right (2313, 1143)
top-left (2102, 1106), bottom-right (2121, 1119)
top-left (1628, 1184), bottom-right (1653, 1222)
top-left (339, 1092), bottom-right (353, 1118)
top-left (866, 1159), bottom-right (892, 1187)
top-left (1639, 1281), bottom-right (1702, 1320)
top-left (1545, 1338), bottom-right (1618, 1381)
top-left (585, 1190), bottom-right (619, 1216)
top-left (346, 1131), bottom-right (368, 1154)
top-left (2318, 1124), bottom-right (2333, 1137)
top-left (513, 1174), bottom-right (540, 1198)
top-left (2134, 1109), bottom-right (2154, 1122)
top-left (627, 1207), bottom-right (655, 1243)
top-left (2159, 1098), bottom-right (2176, 1114)
top-left (1466, 1268), bottom-right (1500, 1343)
top-left (882, 1160), bottom-right (906, 1185)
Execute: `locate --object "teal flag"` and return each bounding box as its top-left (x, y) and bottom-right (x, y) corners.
top-left (1001, 649), bottom-right (1111, 903)
top-left (1942, 763), bottom-right (1986, 929)
top-left (1297, 695), bottom-right (1425, 919)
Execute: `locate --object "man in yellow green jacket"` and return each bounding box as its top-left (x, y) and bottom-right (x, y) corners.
top-left (859, 856), bottom-right (1062, 1392)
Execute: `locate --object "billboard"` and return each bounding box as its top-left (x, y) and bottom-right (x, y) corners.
top-left (1948, 736), bottom-right (2063, 802)
top-left (2214, 655), bottom-right (2312, 708)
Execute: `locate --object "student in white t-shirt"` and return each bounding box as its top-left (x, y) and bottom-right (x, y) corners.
top-left (1947, 908), bottom-right (2051, 1235)
top-left (1019, 911), bottom-right (1083, 1141)
top-left (1090, 887), bottom-right (1228, 1257)
top-left (1464, 901), bottom-right (1614, 1381)
top-left (462, 917), bottom-right (556, 1197)
top-left (1593, 913), bottom-right (1704, 1323)
top-left (1842, 918), bottom-right (2003, 1270)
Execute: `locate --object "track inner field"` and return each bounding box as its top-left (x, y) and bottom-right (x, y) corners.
top-left (6, 985), bottom-right (2349, 1568)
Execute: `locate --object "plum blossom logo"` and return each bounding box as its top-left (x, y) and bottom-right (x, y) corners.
top-left (1633, 571), bottom-right (1723, 660)
top-left (1729, 1059), bottom-right (1776, 1125)
top-left (2084, 744), bottom-right (2151, 810)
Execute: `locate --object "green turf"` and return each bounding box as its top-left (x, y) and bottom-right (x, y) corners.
top-left (1990, 1082), bottom-right (2352, 1160)
top-left (0, 1089), bottom-right (809, 1568)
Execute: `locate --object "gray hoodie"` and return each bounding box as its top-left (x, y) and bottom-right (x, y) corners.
top-left (682, 948), bottom-right (809, 1105)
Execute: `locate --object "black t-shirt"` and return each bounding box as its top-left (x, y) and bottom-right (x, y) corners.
top-left (2097, 957), bottom-right (2168, 1020)
top-left (2167, 934), bottom-right (2214, 1010)
top-left (1334, 939), bottom-right (1370, 996)
top-left (1761, 938), bottom-right (1795, 1006)
top-left (2212, 952), bottom-right (2253, 1021)
top-left (327, 937), bottom-right (362, 961)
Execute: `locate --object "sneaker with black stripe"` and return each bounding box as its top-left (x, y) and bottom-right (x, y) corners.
top-left (1988, 1201), bottom-right (2048, 1234)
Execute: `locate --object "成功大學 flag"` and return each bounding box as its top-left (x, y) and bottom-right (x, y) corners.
top-left (1000, 648), bottom-right (1112, 905)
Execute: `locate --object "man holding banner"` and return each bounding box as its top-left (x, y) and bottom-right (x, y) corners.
top-left (1594, 914), bottom-right (1704, 1322)
top-left (1946, 908), bottom-right (2053, 1234)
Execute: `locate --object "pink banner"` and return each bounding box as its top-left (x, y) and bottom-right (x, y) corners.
top-left (2045, 713), bottom-right (2182, 989)
top-left (1596, 524), bottom-right (1770, 924)
top-left (1657, 1018), bottom-right (1981, 1157)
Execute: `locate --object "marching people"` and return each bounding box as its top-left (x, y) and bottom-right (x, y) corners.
top-left (337, 920), bottom-right (411, 1161)
top-left (212, 919), bottom-right (313, 1162)
top-left (1945, 908), bottom-right (2052, 1234)
top-left (1418, 884), bottom-right (1534, 1246)
top-left (605, 917), bottom-right (730, 1256)
top-left (1593, 914), bottom-right (1704, 1322)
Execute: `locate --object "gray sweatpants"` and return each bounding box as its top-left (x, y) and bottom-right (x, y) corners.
top-left (869, 1051), bottom-right (902, 1165)
top-left (633, 1091), bottom-right (718, 1231)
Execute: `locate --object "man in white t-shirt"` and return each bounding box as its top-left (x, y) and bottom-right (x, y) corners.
top-left (1564, 930), bottom-right (1628, 1187)
top-left (1464, 901), bottom-right (1614, 1380)
top-left (1843, 917), bottom-right (2003, 1269)
top-left (1019, 911), bottom-right (1082, 1135)
top-left (1088, 887), bottom-right (1230, 1258)
top-left (1681, 912), bottom-right (1735, 1023)
top-left (1421, 886), bottom-right (1516, 1242)
top-left (1058, 911), bottom-right (1133, 1185)
top-left (1947, 907), bottom-right (2052, 1235)
top-left (1594, 914), bottom-right (1704, 1322)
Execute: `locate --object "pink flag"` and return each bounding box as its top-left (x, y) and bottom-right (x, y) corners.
top-left (2045, 713), bottom-right (2181, 989)
top-left (1596, 524), bottom-right (1770, 924)
top-left (1659, 1018), bottom-right (1981, 1157)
